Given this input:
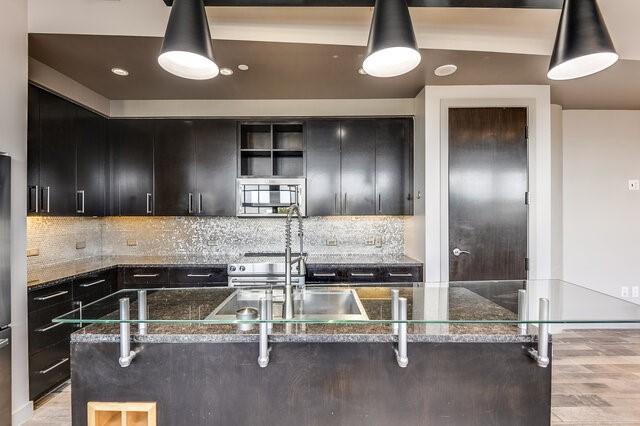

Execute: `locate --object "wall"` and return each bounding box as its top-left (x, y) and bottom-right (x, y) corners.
top-left (27, 216), bottom-right (407, 268)
top-left (563, 110), bottom-right (640, 303)
top-left (0, 0), bottom-right (31, 422)
top-left (550, 105), bottom-right (563, 279)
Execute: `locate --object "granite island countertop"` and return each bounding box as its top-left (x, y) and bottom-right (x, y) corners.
top-left (27, 254), bottom-right (423, 289)
top-left (69, 284), bottom-right (534, 344)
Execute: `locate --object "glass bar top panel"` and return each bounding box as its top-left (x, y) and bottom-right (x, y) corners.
top-left (54, 280), bottom-right (640, 326)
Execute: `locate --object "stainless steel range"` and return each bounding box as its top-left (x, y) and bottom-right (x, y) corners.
top-left (227, 261), bottom-right (301, 287)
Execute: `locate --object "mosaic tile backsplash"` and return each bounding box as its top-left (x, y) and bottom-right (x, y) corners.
top-left (27, 216), bottom-right (407, 268)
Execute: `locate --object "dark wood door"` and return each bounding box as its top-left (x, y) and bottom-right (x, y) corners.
top-left (38, 89), bottom-right (77, 216)
top-left (154, 120), bottom-right (196, 216)
top-left (110, 119), bottom-right (155, 216)
top-left (375, 118), bottom-right (413, 215)
top-left (27, 85), bottom-right (41, 215)
top-left (448, 107), bottom-right (528, 281)
top-left (75, 106), bottom-right (107, 216)
top-left (340, 119), bottom-right (376, 215)
top-left (306, 119), bottom-right (342, 216)
top-left (194, 120), bottom-right (237, 216)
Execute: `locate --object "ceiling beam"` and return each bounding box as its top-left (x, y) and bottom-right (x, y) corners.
top-left (163, 0), bottom-right (563, 9)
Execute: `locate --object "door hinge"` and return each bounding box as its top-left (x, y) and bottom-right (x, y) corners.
top-left (525, 191), bottom-right (530, 205)
top-left (524, 257), bottom-right (530, 272)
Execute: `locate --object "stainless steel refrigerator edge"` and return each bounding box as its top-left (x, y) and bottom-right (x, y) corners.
top-left (0, 155), bottom-right (12, 425)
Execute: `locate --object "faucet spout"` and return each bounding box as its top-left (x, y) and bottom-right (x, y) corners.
top-left (284, 204), bottom-right (305, 320)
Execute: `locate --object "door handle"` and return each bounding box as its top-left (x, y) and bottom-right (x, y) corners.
top-left (198, 193), bottom-right (203, 214)
top-left (79, 279), bottom-right (106, 288)
top-left (350, 272), bottom-right (375, 277)
top-left (133, 274), bottom-right (160, 278)
top-left (146, 193), bottom-right (152, 214)
top-left (34, 290), bottom-right (69, 301)
top-left (187, 274), bottom-right (212, 278)
top-left (188, 193), bottom-right (194, 214)
top-left (39, 358), bottom-right (69, 375)
top-left (313, 272), bottom-right (337, 278)
top-left (452, 248), bottom-right (470, 257)
top-left (42, 186), bottom-right (51, 213)
top-left (35, 322), bottom-right (65, 333)
top-left (76, 190), bottom-right (85, 214)
top-left (334, 193), bottom-right (338, 214)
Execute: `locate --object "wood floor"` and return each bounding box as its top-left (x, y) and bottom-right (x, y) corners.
top-left (23, 330), bottom-right (640, 426)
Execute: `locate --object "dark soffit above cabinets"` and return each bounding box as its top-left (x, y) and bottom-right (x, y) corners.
top-left (162, 0), bottom-right (563, 8)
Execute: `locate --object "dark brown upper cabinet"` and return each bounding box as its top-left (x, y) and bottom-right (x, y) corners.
top-left (340, 119), bottom-right (377, 215)
top-left (75, 105), bottom-right (107, 216)
top-left (35, 88), bottom-right (79, 216)
top-left (109, 119), bottom-right (155, 216)
top-left (375, 118), bottom-right (413, 215)
top-left (194, 120), bottom-right (237, 216)
top-left (306, 120), bottom-right (342, 216)
top-left (27, 85), bottom-right (41, 215)
top-left (154, 120), bottom-right (196, 216)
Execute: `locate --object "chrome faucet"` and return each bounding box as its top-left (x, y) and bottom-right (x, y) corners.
top-left (284, 204), bottom-right (306, 319)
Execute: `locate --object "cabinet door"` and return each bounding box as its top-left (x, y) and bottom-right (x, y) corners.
top-left (27, 85), bottom-right (41, 214)
top-left (306, 120), bottom-right (341, 216)
top-left (375, 118), bottom-right (413, 215)
top-left (340, 119), bottom-right (376, 215)
top-left (110, 119), bottom-right (154, 216)
top-left (75, 107), bottom-right (107, 216)
top-left (194, 120), bottom-right (237, 216)
top-left (38, 89), bottom-right (77, 216)
top-left (154, 120), bottom-right (196, 216)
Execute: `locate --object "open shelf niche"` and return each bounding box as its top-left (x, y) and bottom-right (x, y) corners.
top-left (240, 122), bottom-right (304, 177)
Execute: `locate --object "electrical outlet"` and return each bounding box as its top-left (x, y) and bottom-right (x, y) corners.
top-left (127, 239), bottom-right (138, 247)
top-left (26, 248), bottom-right (40, 257)
top-left (621, 286), bottom-right (630, 298)
top-left (366, 236), bottom-right (376, 246)
top-left (375, 236), bottom-right (383, 248)
top-left (632, 286), bottom-right (639, 298)
top-left (76, 241), bottom-right (87, 250)
top-left (207, 239), bottom-right (217, 247)
top-left (629, 179), bottom-right (640, 191)
top-left (326, 238), bottom-right (337, 247)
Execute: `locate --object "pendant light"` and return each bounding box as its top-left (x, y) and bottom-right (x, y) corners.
top-left (158, 0), bottom-right (219, 80)
top-left (363, 0), bottom-right (421, 78)
top-left (548, 0), bottom-right (618, 81)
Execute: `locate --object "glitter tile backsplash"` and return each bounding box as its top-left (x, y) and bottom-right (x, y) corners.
top-left (27, 216), bottom-right (407, 267)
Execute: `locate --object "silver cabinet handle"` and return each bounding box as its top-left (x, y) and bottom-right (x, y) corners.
top-left (344, 193), bottom-right (347, 214)
top-left (36, 322), bottom-right (65, 333)
top-left (29, 185), bottom-right (40, 213)
top-left (452, 248), bottom-right (471, 257)
top-left (39, 358), bottom-right (69, 375)
top-left (351, 273), bottom-right (375, 277)
top-left (313, 272), bottom-right (337, 277)
top-left (35, 185), bottom-right (39, 213)
top-left (42, 186), bottom-right (51, 213)
top-left (79, 279), bottom-right (106, 288)
top-left (0, 338), bottom-right (8, 349)
top-left (133, 274), bottom-right (160, 278)
top-left (34, 290), bottom-right (69, 301)
top-left (76, 190), bottom-right (85, 214)
top-left (187, 274), bottom-right (212, 278)
top-left (146, 193), bottom-right (152, 214)
top-left (389, 273), bottom-right (413, 278)
top-left (378, 194), bottom-right (382, 213)
top-left (334, 193), bottom-right (338, 214)
top-left (198, 193), bottom-right (203, 214)
top-left (188, 193), bottom-right (194, 214)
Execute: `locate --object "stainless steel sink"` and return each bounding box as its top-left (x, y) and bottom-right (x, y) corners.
top-left (208, 288), bottom-right (369, 321)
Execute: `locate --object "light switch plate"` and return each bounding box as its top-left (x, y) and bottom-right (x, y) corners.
top-left (127, 239), bottom-right (138, 247)
top-left (326, 238), bottom-right (337, 247)
top-left (366, 236), bottom-right (376, 246)
top-left (621, 286), bottom-right (630, 297)
top-left (632, 286), bottom-right (639, 298)
top-left (629, 179), bottom-right (640, 191)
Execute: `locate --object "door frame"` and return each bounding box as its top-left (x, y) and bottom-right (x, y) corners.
top-left (442, 104), bottom-right (530, 281)
top-left (419, 85), bottom-right (552, 283)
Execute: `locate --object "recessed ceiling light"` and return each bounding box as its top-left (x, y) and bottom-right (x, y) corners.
top-left (220, 67), bottom-right (234, 76)
top-left (332, 54), bottom-right (339, 59)
top-left (111, 67), bottom-right (129, 76)
top-left (238, 64), bottom-right (249, 71)
top-left (358, 68), bottom-right (367, 75)
top-left (434, 64), bottom-right (458, 77)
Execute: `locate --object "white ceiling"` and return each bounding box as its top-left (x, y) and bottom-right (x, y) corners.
top-left (28, 0), bottom-right (640, 60)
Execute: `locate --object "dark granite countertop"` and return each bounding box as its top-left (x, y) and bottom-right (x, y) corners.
top-left (70, 285), bottom-right (533, 344)
top-left (27, 254), bottom-right (423, 290)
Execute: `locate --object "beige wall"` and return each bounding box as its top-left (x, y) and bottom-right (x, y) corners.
top-left (550, 104), bottom-right (563, 279)
top-left (0, 0), bottom-right (31, 421)
top-left (563, 110), bottom-right (640, 304)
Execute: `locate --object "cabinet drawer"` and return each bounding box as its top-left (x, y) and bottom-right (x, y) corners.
top-left (74, 270), bottom-right (115, 304)
top-left (382, 267), bottom-right (422, 283)
top-left (345, 267), bottom-right (382, 283)
top-left (29, 339), bottom-right (70, 401)
top-left (306, 267), bottom-right (343, 283)
top-left (28, 281), bottom-right (73, 313)
top-left (122, 267), bottom-right (169, 287)
top-left (169, 267), bottom-right (227, 286)
top-left (28, 302), bottom-right (76, 355)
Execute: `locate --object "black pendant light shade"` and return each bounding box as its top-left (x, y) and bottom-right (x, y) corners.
top-left (548, 0), bottom-right (618, 80)
top-left (158, 0), bottom-right (219, 80)
top-left (363, 0), bottom-right (421, 78)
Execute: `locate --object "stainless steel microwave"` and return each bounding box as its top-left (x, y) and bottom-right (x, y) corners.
top-left (236, 178), bottom-right (306, 217)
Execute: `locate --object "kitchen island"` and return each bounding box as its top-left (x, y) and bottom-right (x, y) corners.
top-left (59, 282), bottom-right (558, 426)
